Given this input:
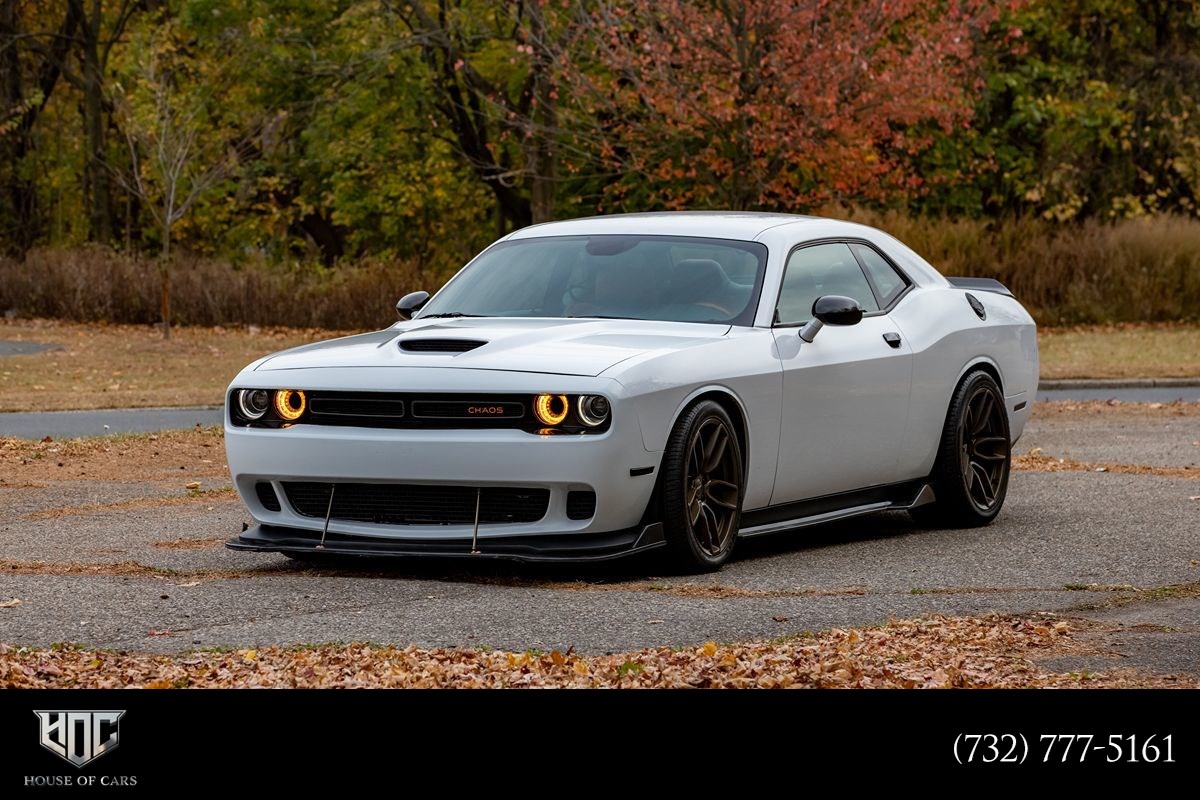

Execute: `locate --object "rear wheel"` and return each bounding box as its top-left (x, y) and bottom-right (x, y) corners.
top-left (660, 400), bottom-right (744, 571)
top-left (910, 371), bottom-right (1010, 528)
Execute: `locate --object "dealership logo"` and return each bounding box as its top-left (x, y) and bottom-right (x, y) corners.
top-left (34, 711), bottom-right (124, 768)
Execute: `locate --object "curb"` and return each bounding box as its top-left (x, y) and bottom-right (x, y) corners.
top-left (1039, 378), bottom-right (1200, 390)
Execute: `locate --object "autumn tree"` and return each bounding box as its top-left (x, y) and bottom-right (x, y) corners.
top-left (383, 0), bottom-right (584, 230)
top-left (571, 0), bottom-right (996, 211)
top-left (112, 16), bottom-right (242, 338)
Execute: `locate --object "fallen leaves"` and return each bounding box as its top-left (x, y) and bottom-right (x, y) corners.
top-left (1015, 451), bottom-right (1200, 480)
top-left (1, 614), bottom-right (1193, 689)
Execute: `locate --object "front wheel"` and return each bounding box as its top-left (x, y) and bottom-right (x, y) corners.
top-left (660, 400), bottom-right (744, 571)
top-left (910, 371), bottom-right (1011, 528)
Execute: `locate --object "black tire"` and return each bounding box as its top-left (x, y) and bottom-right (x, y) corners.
top-left (910, 370), bottom-right (1011, 528)
top-left (660, 400), bottom-right (744, 571)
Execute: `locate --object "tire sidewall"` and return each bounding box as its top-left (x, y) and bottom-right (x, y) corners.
top-left (662, 400), bottom-right (744, 569)
top-left (951, 372), bottom-right (1011, 523)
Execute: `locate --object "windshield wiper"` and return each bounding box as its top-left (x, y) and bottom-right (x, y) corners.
top-left (419, 312), bottom-right (484, 319)
top-left (567, 314), bottom-right (645, 321)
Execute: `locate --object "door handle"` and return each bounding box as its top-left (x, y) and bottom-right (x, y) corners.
top-left (882, 332), bottom-right (901, 348)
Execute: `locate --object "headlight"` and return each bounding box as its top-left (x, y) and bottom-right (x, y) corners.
top-left (237, 389), bottom-right (271, 421)
top-left (273, 389), bottom-right (307, 421)
top-left (533, 393), bottom-right (569, 426)
top-left (576, 395), bottom-right (610, 427)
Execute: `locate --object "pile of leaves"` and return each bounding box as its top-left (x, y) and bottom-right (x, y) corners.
top-left (1, 615), bottom-right (1193, 689)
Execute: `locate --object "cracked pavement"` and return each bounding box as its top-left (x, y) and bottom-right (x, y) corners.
top-left (1, 404), bottom-right (1198, 675)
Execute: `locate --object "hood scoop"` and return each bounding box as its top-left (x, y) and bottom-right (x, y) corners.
top-left (399, 338), bottom-right (487, 354)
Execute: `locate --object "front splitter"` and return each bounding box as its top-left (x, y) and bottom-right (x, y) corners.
top-left (227, 522), bottom-right (666, 563)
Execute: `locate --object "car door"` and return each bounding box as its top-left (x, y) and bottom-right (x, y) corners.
top-left (769, 241), bottom-right (913, 505)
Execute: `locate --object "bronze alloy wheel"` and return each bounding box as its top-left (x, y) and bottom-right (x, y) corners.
top-left (684, 416), bottom-right (741, 557)
top-left (661, 399), bottom-right (744, 570)
top-left (910, 370), bottom-right (1011, 528)
top-left (958, 384), bottom-right (1009, 512)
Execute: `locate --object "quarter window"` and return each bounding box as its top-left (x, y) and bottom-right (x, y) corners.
top-left (851, 243), bottom-right (908, 306)
top-left (776, 243), bottom-right (879, 325)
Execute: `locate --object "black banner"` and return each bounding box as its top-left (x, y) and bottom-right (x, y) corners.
top-left (1, 689), bottom-right (1194, 789)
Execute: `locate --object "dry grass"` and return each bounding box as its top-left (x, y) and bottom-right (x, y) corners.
top-left (0, 614), bottom-right (1192, 688)
top-left (0, 426), bottom-right (227, 483)
top-left (1038, 323), bottom-right (1200, 379)
top-left (5, 216), bottom-right (1200, 327)
top-left (837, 211), bottom-right (1200, 325)
top-left (2, 318), bottom-right (1199, 414)
top-left (0, 247), bottom-right (425, 329)
top-left (0, 319), bottom-right (355, 411)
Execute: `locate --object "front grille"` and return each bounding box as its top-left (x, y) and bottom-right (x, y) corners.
top-left (255, 481), bottom-right (281, 512)
top-left (411, 400), bottom-right (525, 420)
top-left (282, 482), bottom-right (550, 525)
top-left (310, 397), bottom-right (405, 418)
top-left (566, 490), bottom-right (597, 520)
top-left (299, 392), bottom-right (531, 429)
top-left (399, 338), bottom-right (486, 353)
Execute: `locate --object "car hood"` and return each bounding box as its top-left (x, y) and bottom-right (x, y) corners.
top-left (254, 318), bottom-right (732, 377)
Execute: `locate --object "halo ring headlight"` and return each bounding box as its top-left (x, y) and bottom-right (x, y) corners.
top-left (237, 389), bottom-right (270, 421)
top-left (577, 395), bottom-right (610, 427)
top-left (533, 394), bottom-right (569, 426)
top-left (273, 389), bottom-right (307, 421)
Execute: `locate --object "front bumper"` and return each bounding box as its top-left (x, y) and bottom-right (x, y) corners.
top-left (226, 521), bottom-right (667, 563)
top-left (224, 372), bottom-right (662, 543)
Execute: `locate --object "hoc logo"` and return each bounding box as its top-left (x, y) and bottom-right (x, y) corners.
top-left (34, 711), bottom-right (125, 768)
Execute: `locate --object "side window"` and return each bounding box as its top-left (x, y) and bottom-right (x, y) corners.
top-left (776, 243), bottom-right (880, 325)
top-left (851, 243), bottom-right (908, 306)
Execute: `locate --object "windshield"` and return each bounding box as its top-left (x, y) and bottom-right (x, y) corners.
top-left (418, 235), bottom-right (769, 325)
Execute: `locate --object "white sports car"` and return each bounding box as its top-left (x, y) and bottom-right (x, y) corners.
top-left (225, 213), bottom-right (1038, 571)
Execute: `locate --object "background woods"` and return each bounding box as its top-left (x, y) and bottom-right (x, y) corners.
top-left (1, 0), bottom-right (1199, 329)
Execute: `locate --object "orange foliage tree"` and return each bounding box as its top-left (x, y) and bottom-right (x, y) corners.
top-left (570, 0), bottom-right (1000, 211)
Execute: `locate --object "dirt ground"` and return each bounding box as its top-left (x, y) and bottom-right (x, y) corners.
top-left (2, 319), bottom-right (1199, 412)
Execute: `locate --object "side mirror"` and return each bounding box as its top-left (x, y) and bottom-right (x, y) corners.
top-left (799, 295), bottom-right (863, 342)
top-left (396, 290), bottom-right (430, 320)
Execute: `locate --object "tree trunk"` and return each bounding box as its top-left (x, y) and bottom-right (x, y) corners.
top-left (526, 10), bottom-right (557, 224)
top-left (79, 0), bottom-right (112, 243)
top-left (159, 220), bottom-right (171, 340)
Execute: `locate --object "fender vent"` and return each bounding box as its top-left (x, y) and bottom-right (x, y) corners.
top-left (399, 338), bottom-right (486, 353)
top-left (965, 293), bottom-right (987, 320)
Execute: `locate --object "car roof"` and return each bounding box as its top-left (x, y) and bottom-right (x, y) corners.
top-left (504, 211), bottom-right (862, 242)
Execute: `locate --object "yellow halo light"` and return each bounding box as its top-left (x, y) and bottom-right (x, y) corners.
top-left (533, 394), bottom-right (569, 426)
top-left (273, 389), bottom-right (307, 421)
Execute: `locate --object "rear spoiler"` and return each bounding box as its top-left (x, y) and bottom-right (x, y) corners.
top-left (946, 277), bottom-right (1013, 298)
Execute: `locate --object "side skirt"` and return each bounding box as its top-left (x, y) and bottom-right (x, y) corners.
top-left (738, 480), bottom-right (934, 538)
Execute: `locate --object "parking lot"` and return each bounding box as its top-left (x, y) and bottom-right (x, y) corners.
top-left (1, 400), bottom-right (1197, 676)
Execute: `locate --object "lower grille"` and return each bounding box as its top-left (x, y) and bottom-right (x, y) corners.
top-left (255, 481), bottom-right (281, 512)
top-left (566, 490), bottom-right (597, 520)
top-left (281, 482), bottom-right (549, 525)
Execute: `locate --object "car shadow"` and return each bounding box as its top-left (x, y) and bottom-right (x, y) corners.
top-left (252, 510), bottom-right (928, 587)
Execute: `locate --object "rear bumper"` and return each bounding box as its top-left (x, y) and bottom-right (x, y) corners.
top-left (226, 521), bottom-right (666, 563)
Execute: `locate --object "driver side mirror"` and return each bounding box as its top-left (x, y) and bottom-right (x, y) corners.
top-left (799, 295), bottom-right (864, 342)
top-left (396, 290), bottom-right (430, 320)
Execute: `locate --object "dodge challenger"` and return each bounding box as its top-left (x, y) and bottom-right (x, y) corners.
top-left (224, 212), bottom-right (1038, 571)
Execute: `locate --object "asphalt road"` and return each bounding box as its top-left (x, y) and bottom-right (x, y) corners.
top-left (0, 407), bottom-right (223, 439)
top-left (2, 407), bottom-right (1198, 676)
